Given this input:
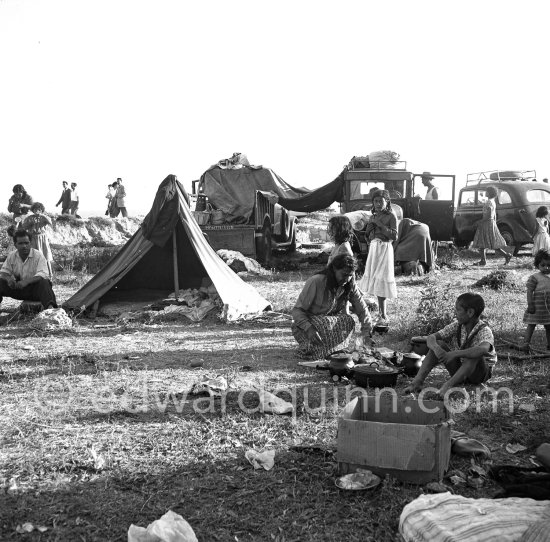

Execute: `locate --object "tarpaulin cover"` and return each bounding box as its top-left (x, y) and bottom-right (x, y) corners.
top-left (199, 165), bottom-right (345, 221)
top-left (199, 166), bottom-right (310, 222)
top-left (279, 171), bottom-right (345, 213)
top-left (63, 174), bottom-right (271, 320)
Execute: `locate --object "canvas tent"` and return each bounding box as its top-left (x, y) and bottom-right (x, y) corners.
top-left (63, 175), bottom-right (271, 320)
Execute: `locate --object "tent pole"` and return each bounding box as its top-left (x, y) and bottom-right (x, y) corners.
top-left (172, 230), bottom-right (179, 302)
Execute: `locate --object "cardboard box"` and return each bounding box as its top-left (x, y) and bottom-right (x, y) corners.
top-left (337, 395), bottom-right (451, 484)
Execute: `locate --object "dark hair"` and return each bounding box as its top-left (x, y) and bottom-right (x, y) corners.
top-left (328, 215), bottom-right (353, 244)
top-left (456, 292), bottom-right (485, 318)
top-left (371, 190), bottom-right (392, 213)
top-left (31, 202), bottom-right (45, 213)
top-left (62, 180), bottom-right (68, 185)
top-left (316, 254), bottom-right (357, 296)
top-left (7, 225), bottom-right (16, 239)
top-left (534, 249), bottom-right (550, 268)
top-left (485, 186), bottom-right (498, 199)
top-left (13, 228), bottom-right (32, 243)
top-left (536, 206), bottom-right (549, 218)
top-left (12, 184), bottom-right (25, 194)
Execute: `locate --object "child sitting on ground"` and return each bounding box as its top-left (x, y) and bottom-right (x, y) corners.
top-left (521, 249), bottom-right (550, 351)
top-left (404, 292), bottom-right (496, 397)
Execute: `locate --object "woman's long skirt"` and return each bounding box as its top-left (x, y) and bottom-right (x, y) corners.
top-left (292, 314), bottom-right (355, 360)
top-left (358, 239), bottom-right (397, 299)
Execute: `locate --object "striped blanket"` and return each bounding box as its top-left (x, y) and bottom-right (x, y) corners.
top-left (400, 492), bottom-right (550, 541)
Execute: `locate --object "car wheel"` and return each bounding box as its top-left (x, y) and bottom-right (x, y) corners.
top-left (499, 226), bottom-right (514, 246)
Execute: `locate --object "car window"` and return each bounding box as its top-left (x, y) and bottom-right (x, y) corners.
top-left (349, 180), bottom-right (405, 200)
top-left (459, 189), bottom-right (476, 206)
top-left (497, 189), bottom-right (512, 205)
top-left (527, 189), bottom-right (550, 203)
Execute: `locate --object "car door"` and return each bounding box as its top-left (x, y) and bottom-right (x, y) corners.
top-left (453, 187), bottom-right (482, 245)
top-left (415, 174), bottom-right (456, 241)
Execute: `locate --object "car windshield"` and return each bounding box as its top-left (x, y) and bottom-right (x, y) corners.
top-left (527, 189), bottom-right (550, 203)
top-left (349, 180), bottom-right (405, 200)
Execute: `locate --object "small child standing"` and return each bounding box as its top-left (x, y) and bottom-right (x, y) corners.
top-left (532, 206), bottom-right (550, 255)
top-left (358, 189), bottom-right (397, 325)
top-left (327, 215), bottom-right (354, 264)
top-left (21, 202), bottom-right (54, 277)
top-left (521, 249), bottom-right (550, 351)
top-left (404, 293), bottom-right (496, 397)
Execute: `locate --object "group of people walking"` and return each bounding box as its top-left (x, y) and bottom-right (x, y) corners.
top-left (55, 181), bottom-right (80, 216)
top-left (105, 178), bottom-right (128, 218)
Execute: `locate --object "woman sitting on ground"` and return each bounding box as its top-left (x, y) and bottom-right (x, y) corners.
top-left (327, 215), bottom-right (354, 264)
top-left (291, 254), bottom-right (372, 359)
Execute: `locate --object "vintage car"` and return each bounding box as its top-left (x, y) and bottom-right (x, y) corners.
top-left (453, 170), bottom-right (550, 253)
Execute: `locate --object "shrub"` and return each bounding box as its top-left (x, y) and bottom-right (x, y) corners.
top-left (474, 270), bottom-right (523, 291)
top-left (53, 246), bottom-right (120, 273)
top-left (410, 281), bottom-right (456, 336)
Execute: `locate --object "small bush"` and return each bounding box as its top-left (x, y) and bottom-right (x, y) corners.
top-left (53, 246), bottom-right (119, 273)
top-left (406, 281), bottom-right (456, 336)
top-left (89, 216), bottom-right (115, 228)
top-left (474, 270), bottom-right (523, 291)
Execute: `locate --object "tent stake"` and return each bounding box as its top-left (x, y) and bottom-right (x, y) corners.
top-left (173, 230), bottom-right (179, 302)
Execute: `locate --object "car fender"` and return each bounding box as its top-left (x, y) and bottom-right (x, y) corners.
top-left (496, 219), bottom-right (532, 244)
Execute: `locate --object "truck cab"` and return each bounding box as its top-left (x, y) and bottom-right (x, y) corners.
top-left (340, 157), bottom-right (456, 242)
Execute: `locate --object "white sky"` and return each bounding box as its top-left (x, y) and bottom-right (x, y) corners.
top-left (1, 0), bottom-right (549, 216)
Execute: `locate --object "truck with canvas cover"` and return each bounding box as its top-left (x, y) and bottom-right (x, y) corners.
top-left (193, 157), bottom-right (304, 265)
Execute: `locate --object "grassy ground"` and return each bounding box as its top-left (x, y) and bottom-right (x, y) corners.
top-left (0, 246), bottom-right (549, 541)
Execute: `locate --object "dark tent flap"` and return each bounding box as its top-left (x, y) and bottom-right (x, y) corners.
top-left (279, 171), bottom-right (345, 212)
top-left (142, 174), bottom-right (190, 246)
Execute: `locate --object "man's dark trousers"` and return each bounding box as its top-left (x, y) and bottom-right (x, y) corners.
top-left (0, 278), bottom-right (57, 308)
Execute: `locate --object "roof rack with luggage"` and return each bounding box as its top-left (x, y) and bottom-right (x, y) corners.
top-left (466, 170), bottom-right (537, 185)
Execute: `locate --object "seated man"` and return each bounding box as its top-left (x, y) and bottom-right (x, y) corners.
top-left (0, 229), bottom-right (57, 310)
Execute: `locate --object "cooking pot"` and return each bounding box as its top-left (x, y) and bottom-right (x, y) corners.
top-left (401, 352), bottom-right (423, 377)
top-left (352, 362), bottom-right (402, 388)
top-left (410, 336), bottom-right (429, 356)
top-left (328, 352), bottom-right (355, 380)
top-left (373, 324), bottom-right (389, 335)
